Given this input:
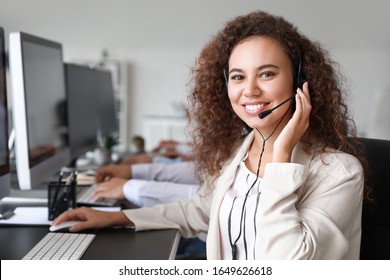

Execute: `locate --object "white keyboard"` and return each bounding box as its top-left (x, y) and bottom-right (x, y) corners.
top-left (77, 184), bottom-right (117, 206)
top-left (22, 232), bottom-right (95, 260)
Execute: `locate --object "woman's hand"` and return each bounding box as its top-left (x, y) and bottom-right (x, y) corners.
top-left (273, 82), bottom-right (311, 162)
top-left (92, 178), bottom-right (127, 201)
top-left (51, 207), bottom-right (133, 232)
top-left (95, 164), bottom-right (132, 183)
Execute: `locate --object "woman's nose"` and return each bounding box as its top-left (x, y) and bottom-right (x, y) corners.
top-left (243, 78), bottom-right (261, 97)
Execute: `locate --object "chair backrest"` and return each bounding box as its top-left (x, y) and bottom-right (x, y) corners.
top-left (358, 137), bottom-right (390, 259)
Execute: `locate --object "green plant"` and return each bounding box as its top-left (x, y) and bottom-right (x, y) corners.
top-left (103, 134), bottom-right (119, 150)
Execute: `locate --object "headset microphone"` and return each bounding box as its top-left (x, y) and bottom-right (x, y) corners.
top-left (258, 95), bottom-right (295, 119)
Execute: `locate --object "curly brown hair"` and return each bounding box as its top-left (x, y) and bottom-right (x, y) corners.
top-left (187, 11), bottom-right (372, 201)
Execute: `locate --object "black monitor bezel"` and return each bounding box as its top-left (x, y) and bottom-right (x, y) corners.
top-left (0, 26), bottom-right (11, 199)
top-left (0, 26), bottom-right (9, 176)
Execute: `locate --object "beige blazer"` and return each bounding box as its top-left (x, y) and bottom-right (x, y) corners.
top-left (124, 131), bottom-right (364, 259)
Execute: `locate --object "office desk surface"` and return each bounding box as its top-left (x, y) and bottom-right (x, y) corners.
top-left (0, 226), bottom-right (180, 260)
top-left (1, 189), bottom-right (179, 260)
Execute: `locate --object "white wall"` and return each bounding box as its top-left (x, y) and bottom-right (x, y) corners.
top-left (334, 48), bottom-right (390, 137)
top-left (2, 0), bottom-right (390, 147)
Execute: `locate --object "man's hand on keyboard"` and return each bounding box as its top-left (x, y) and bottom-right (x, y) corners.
top-left (93, 178), bottom-right (127, 201)
top-left (95, 164), bottom-right (132, 183)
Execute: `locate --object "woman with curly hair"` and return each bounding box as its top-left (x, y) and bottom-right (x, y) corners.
top-left (53, 11), bottom-right (370, 260)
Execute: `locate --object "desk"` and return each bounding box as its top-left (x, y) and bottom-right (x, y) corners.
top-left (0, 225), bottom-right (180, 260)
top-left (0, 193), bottom-right (180, 260)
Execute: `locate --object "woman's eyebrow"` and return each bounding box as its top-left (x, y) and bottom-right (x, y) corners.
top-left (228, 64), bottom-right (279, 74)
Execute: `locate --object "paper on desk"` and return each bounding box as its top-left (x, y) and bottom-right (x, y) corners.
top-left (0, 207), bottom-right (50, 225)
top-left (0, 206), bottom-right (121, 225)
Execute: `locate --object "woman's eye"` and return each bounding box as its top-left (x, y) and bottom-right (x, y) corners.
top-left (230, 74), bottom-right (244, 80)
top-left (259, 72), bottom-right (274, 78)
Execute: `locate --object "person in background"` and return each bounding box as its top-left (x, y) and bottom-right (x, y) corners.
top-left (121, 139), bottom-right (193, 165)
top-left (54, 11), bottom-right (372, 259)
top-left (92, 161), bottom-right (197, 207)
top-left (92, 161), bottom-right (206, 259)
top-left (129, 135), bottom-right (146, 155)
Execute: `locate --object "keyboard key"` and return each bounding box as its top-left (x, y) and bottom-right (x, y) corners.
top-left (22, 232), bottom-right (95, 260)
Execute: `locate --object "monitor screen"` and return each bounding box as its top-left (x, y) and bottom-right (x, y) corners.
top-left (0, 27), bottom-right (11, 199)
top-left (64, 63), bottom-right (98, 161)
top-left (96, 69), bottom-right (119, 140)
top-left (9, 32), bottom-right (70, 190)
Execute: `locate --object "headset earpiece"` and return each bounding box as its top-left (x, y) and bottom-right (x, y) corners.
top-left (294, 50), bottom-right (306, 90)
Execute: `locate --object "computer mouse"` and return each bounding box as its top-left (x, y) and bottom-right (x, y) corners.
top-left (49, 220), bottom-right (82, 232)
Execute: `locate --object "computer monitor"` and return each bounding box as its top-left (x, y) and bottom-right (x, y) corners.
top-left (64, 63), bottom-right (98, 162)
top-left (95, 68), bottom-right (119, 140)
top-left (8, 32), bottom-right (70, 190)
top-left (0, 27), bottom-right (11, 199)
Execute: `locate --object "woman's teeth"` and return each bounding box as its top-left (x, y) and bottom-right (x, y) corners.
top-left (245, 104), bottom-right (264, 111)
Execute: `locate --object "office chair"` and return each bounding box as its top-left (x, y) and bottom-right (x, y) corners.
top-left (358, 137), bottom-right (390, 259)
